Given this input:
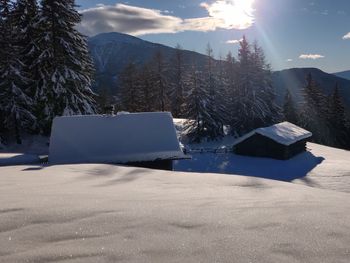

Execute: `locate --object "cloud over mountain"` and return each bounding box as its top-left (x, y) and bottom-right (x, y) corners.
top-left (78, 2), bottom-right (255, 36)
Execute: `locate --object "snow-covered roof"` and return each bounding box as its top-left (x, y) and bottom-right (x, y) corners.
top-left (233, 122), bottom-right (312, 146)
top-left (49, 112), bottom-right (188, 165)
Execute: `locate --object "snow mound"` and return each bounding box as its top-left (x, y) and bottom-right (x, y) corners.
top-left (49, 112), bottom-right (187, 165)
top-left (0, 153), bottom-right (40, 166)
top-left (234, 122), bottom-right (312, 146)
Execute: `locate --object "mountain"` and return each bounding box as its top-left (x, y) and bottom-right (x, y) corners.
top-left (333, 70), bottom-right (350, 80)
top-left (88, 33), bottom-right (350, 111)
top-left (88, 32), bottom-right (208, 93)
top-left (272, 68), bottom-right (350, 110)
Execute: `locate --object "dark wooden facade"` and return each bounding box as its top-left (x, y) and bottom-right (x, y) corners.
top-left (234, 133), bottom-right (309, 160)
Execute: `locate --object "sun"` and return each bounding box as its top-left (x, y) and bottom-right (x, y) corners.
top-left (205, 0), bottom-right (255, 30)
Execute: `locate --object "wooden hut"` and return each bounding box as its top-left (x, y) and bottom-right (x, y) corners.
top-left (233, 122), bottom-right (312, 160)
top-left (49, 112), bottom-right (189, 170)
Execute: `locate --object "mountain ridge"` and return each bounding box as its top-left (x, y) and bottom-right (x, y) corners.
top-left (88, 32), bottom-right (350, 110)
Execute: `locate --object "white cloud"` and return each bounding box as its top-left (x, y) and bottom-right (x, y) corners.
top-left (299, 54), bottom-right (325, 60)
top-left (342, 32), bottom-right (350, 39)
top-left (286, 59), bottom-right (293, 62)
top-left (78, 4), bottom-right (182, 36)
top-left (226, 38), bottom-right (243, 44)
top-left (78, 1), bottom-right (256, 36)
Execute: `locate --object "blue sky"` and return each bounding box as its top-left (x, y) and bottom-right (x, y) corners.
top-left (76, 0), bottom-right (350, 73)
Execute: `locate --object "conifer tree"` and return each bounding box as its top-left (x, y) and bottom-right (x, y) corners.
top-left (11, 0), bottom-right (39, 97)
top-left (232, 37), bottom-right (279, 134)
top-left (32, 0), bottom-right (96, 133)
top-left (0, 0), bottom-right (36, 143)
top-left (301, 73), bottom-right (330, 143)
top-left (224, 51), bottom-right (238, 126)
top-left (183, 64), bottom-right (213, 142)
top-left (201, 43), bottom-right (225, 138)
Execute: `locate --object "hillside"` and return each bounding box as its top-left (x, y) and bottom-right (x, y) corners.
top-left (333, 70), bottom-right (350, 80)
top-left (272, 67), bottom-right (350, 109)
top-left (88, 32), bottom-right (208, 93)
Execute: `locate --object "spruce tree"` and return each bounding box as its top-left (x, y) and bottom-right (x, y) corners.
top-left (224, 51), bottom-right (238, 127)
top-left (32, 0), bottom-right (96, 134)
top-left (11, 0), bottom-right (39, 98)
top-left (0, 0), bottom-right (35, 143)
top-left (183, 63), bottom-right (216, 142)
top-left (202, 43), bottom-right (225, 138)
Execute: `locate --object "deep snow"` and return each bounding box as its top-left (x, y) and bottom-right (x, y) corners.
top-left (0, 164), bottom-right (349, 263)
top-left (175, 143), bottom-right (350, 193)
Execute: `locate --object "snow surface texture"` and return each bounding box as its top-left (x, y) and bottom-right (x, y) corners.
top-left (49, 112), bottom-right (187, 165)
top-left (233, 121), bottom-right (312, 146)
top-left (0, 164), bottom-right (349, 263)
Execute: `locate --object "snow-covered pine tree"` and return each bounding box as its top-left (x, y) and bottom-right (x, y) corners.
top-left (11, 0), bottom-right (39, 98)
top-left (32, 0), bottom-right (96, 134)
top-left (223, 51), bottom-right (238, 127)
top-left (250, 41), bottom-right (280, 125)
top-left (232, 37), bottom-right (279, 135)
top-left (233, 36), bottom-right (255, 134)
top-left (283, 89), bottom-right (298, 124)
top-left (0, 0), bottom-right (36, 143)
top-left (170, 44), bottom-right (185, 117)
top-left (183, 63), bottom-right (216, 143)
top-left (118, 62), bottom-right (142, 112)
top-left (202, 43), bottom-right (225, 139)
top-left (216, 54), bottom-right (230, 125)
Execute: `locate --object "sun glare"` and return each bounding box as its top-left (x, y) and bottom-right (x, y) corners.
top-left (206, 0), bottom-right (255, 29)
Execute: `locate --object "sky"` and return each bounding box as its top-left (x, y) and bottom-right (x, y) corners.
top-left (76, 0), bottom-right (350, 73)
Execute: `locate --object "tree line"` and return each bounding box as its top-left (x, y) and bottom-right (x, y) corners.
top-left (113, 38), bottom-right (280, 142)
top-left (284, 74), bottom-right (350, 149)
top-left (0, 0), bottom-right (96, 144)
top-left (113, 38), bottom-right (350, 148)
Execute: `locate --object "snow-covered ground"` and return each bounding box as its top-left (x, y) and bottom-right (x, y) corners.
top-left (0, 164), bottom-right (349, 263)
top-left (1, 118), bottom-right (349, 262)
top-left (175, 143), bottom-right (350, 193)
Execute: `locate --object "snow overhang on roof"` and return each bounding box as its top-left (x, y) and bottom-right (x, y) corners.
top-left (49, 112), bottom-right (189, 165)
top-left (233, 122), bottom-right (313, 146)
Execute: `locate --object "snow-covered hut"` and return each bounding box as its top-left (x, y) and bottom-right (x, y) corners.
top-left (49, 112), bottom-right (189, 170)
top-left (233, 122), bottom-right (312, 160)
